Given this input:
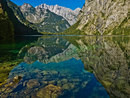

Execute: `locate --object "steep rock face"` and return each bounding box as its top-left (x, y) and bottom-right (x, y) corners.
top-left (19, 3), bottom-right (70, 33)
top-left (20, 3), bottom-right (47, 23)
top-left (36, 4), bottom-right (81, 25)
top-left (69, 0), bottom-right (130, 35)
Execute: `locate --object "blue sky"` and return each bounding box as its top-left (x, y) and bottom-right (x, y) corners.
top-left (11, 0), bottom-right (85, 10)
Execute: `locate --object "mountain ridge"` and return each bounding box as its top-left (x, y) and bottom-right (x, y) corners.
top-left (33, 3), bottom-right (80, 25)
top-left (6, 0), bottom-right (71, 33)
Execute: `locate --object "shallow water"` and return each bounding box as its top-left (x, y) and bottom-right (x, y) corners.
top-left (0, 36), bottom-right (130, 98)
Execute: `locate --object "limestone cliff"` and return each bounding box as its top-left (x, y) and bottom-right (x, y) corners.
top-left (66, 0), bottom-right (130, 35)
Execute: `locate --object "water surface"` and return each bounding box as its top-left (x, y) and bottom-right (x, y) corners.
top-left (0, 35), bottom-right (129, 98)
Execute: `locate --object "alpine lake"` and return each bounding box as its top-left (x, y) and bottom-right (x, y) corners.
top-left (0, 35), bottom-right (130, 98)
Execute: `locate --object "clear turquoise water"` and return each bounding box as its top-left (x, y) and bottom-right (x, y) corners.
top-left (8, 58), bottom-right (109, 98)
top-left (0, 36), bottom-right (129, 98)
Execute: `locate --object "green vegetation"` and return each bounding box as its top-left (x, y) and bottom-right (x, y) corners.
top-left (112, 17), bottom-right (130, 35)
top-left (0, 10), bottom-right (14, 42)
top-left (61, 21), bottom-right (84, 35)
top-left (102, 80), bottom-right (112, 88)
top-left (41, 21), bottom-right (81, 35)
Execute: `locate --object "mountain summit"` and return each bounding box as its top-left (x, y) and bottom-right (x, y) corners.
top-left (1, 0), bottom-right (81, 34)
top-left (35, 4), bottom-right (81, 25)
top-left (18, 3), bottom-right (81, 33)
top-left (5, 0), bottom-right (73, 33)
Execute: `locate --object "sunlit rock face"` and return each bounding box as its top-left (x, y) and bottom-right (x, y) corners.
top-left (73, 0), bottom-right (130, 35)
top-left (20, 3), bottom-right (40, 23)
top-left (74, 36), bottom-right (130, 98)
top-left (36, 4), bottom-right (81, 25)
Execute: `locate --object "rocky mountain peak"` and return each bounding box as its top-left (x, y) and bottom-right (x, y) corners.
top-left (21, 3), bottom-right (33, 8)
top-left (5, 0), bottom-right (70, 33)
top-left (74, 8), bottom-right (81, 15)
top-left (36, 4), bottom-right (81, 25)
top-left (20, 3), bottom-right (81, 25)
top-left (20, 3), bottom-right (35, 14)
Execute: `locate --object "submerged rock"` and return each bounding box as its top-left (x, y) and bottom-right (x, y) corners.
top-left (37, 84), bottom-right (62, 98)
top-left (27, 79), bottom-right (40, 89)
top-left (0, 75), bottom-right (22, 97)
top-left (62, 83), bottom-right (75, 90)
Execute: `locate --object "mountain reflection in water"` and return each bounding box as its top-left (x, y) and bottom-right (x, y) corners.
top-left (0, 36), bottom-right (130, 98)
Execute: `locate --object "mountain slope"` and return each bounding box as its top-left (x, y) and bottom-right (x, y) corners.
top-left (19, 3), bottom-right (70, 33)
top-left (65, 0), bottom-right (130, 35)
top-left (36, 4), bottom-right (81, 25)
top-left (1, 0), bottom-right (40, 35)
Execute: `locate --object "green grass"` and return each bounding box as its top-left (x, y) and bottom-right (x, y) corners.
top-left (61, 21), bottom-right (84, 35)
